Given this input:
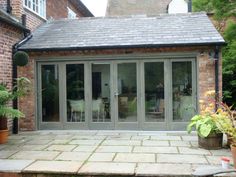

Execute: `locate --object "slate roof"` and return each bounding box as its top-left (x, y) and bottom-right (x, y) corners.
top-left (19, 12), bottom-right (225, 51)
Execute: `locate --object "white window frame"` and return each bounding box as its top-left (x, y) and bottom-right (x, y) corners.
top-left (67, 7), bottom-right (77, 19)
top-left (23, 0), bottom-right (46, 19)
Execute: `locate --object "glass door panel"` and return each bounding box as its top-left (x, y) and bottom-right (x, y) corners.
top-left (66, 64), bottom-right (85, 122)
top-left (117, 63), bottom-right (137, 122)
top-left (144, 62), bottom-right (165, 122)
top-left (172, 61), bottom-right (195, 122)
top-left (92, 64), bottom-right (111, 122)
top-left (41, 65), bottom-right (59, 122)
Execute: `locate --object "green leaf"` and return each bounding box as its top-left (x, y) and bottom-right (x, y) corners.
top-left (199, 124), bottom-right (212, 137)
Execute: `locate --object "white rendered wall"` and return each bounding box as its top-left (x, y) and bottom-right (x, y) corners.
top-left (168, 0), bottom-right (188, 14)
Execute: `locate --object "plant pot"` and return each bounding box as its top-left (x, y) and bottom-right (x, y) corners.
top-left (0, 129), bottom-right (8, 144)
top-left (198, 133), bottom-right (223, 150)
top-left (231, 145), bottom-right (236, 169)
top-left (0, 117), bottom-right (7, 130)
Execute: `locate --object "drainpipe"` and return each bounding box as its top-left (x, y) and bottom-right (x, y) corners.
top-left (188, 0), bottom-right (192, 12)
top-left (12, 15), bottom-right (32, 134)
top-left (6, 0), bottom-right (12, 14)
top-left (214, 46), bottom-right (220, 111)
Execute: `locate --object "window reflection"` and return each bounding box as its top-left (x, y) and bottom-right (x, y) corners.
top-left (145, 62), bottom-right (165, 122)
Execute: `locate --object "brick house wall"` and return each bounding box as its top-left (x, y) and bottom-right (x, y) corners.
top-left (0, 22), bottom-right (23, 130)
top-left (46, 0), bottom-right (84, 20)
top-left (0, 0), bottom-right (92, 132)
top-left (17, 46), bottom-right (222, 130)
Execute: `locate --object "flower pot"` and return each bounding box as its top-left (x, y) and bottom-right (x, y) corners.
top-left (0, 129), bottom-right (8, 144)
top-left (198, 133), bottom-right (223, 150)
top-left (231, 145), bottom-right (236, 169)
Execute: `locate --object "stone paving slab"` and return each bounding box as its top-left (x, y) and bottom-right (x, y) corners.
top-left (102, 140), bottom-right (141, 146)
top-left (136, 163), bottom-right (193, 176)
top-left (114, 153), bottom-right (155, 163)
top-left (142, 140), bottom-right (169, 146)
top-left (55, 152), bottom-right (91, 161)
top-left (0, 151), bottom-right (17, 159)
top-left (23, 160), bottom-right (83, 174)
top-left (0, 159), bottom-right (34, 172)
top-left (178, 147), bottom-right (211, 155)
top-left (157, 154), bottom-right (208, 164)
top-left (133, 146), bottom-right (178, 154)
top-left (170, 140), bottom-right (191, 147)
top-left (46, 145), bottom-right (77, 151)
top-left (0, 131), bottom-right (233, 177)
top-left (10, 151), bottom-right (60, 160)
top-left (69, 139), bottom-right (102, 145)
top-left (96, 145), bottom-right (133, 153)
top-left (88, 153), bottom-right (115, 162)
top-left (73, 145), bottom-right (97, 152)
top-left (78, 162), bottom-right (136, 175)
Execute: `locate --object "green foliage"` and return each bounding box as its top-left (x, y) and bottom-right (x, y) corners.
top-left (193, 0), bottom-right (236, 108)
top-left (13, 51), bottom-right (29, 66)
top-left (223, 22), bottom-right (236, 107)
top-left (0, 77), bottom-right (30, 119)
top-left (192, 0), bottom-right (213, 12)
top-left (187, 115), bottom-right (220, 137)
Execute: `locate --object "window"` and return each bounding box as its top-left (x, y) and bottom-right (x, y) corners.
top-left (67, 7), bottom-right (77, 19)
top-left (24, 0), bottom-right (46, 18)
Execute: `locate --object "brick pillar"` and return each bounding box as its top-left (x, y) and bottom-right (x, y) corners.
top-left (11, 0), bottom-right (23, 20)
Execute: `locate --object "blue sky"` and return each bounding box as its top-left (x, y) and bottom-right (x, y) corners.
top-left (81, 0), bottom-right (108, 17)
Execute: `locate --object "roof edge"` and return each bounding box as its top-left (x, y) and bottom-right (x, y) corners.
top-left (19, 42), bottom-right (226, 52)
top-left (69, 0), bottom-right (94, 17)
top-left (0, 14), bottom-right (30, 32)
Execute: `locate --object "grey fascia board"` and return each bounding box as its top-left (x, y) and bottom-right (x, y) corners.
top-left (19, 41), bottom-right (226, 52)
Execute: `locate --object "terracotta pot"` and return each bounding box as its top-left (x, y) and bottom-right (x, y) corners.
top-left (198, 133), bottom-right (223, 150)
top-left (231, 145), bottom-right (236, 169)
top-left (0, 129), bottom-right (8, 144)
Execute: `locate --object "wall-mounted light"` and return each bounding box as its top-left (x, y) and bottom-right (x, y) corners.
top-left (209, 47), bottom-right (219, 61)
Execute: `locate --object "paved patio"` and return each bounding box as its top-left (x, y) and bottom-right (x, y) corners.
top-left (0, 131), bottom-right (234, 177)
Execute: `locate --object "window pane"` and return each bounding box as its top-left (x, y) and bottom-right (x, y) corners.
top-left (66, 64), bottom-right (85, 122)
top-left (145, 62), bottom-right (165, 122)
top-left (92, 64), bottom-right (111, 122)
top-left (41, 65), bottom-right (59, 122)
top-left (118, 63), bottom-right (137, 122)
top-left (172, 62), bottom-right (195, 122)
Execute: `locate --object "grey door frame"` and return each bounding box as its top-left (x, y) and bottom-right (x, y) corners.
top-left (168, 58), bottom-right (197, 130)
top-left (36, 53), bottom-right (197, 130)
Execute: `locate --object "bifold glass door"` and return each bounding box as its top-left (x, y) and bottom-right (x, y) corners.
top-left (38, 58), bottom-right (196, 130)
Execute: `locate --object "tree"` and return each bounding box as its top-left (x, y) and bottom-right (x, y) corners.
top-left (193, 0), bottom-right (236, 107)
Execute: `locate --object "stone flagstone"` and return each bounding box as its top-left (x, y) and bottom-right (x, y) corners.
top-left (73, 145), bottom-right (97, 152)
top-left (79, 162), bottom-right (136, 175)
top-left (136, 163), bottom-right (193, 176)
top-left (114, 153), bottom-right (155, 163)
top-left (170, 140), bottom-right (191, 147)
top-left (151, 135), bottom-right (181, 141)
top-left (0, 159), bottom-right (34, 172)
top-left (23, 160), bottom-right (83, 173)
top-left (142, 140), bottom-right (169, 146)
top-left (179, 147), bottom-right (211, 155)
top-left (88, 153), bottom-right (115, 162)
top-left (134, 146), bottom-right (178, 154)
top-left (55, 152), bottom-right (91, 161)
top-left (10, 151), bottom-right (60, 160)
top-left (46, 145), bottom-right (77, 151)
top-left (102, 140), bottom-right (141, 146)
top-left (69, 139), bottom-right (102, 145)
top-left (96, 146), bottom-right (133, 153)
top-left (0, 151), bottom-right (17, 159)
top-left (157, 154), bottom-right (208, 164)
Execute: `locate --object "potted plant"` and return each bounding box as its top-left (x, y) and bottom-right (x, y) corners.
top-left (0, 77), bottom-right (30, 144)
top-left (187, 90), bottom-right (223, 150)
top-left (214, 103), bottom-right (236, 168)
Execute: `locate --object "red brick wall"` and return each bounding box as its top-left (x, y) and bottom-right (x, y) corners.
top-left (0, 23), bottom-right (23, 131)
top-left (46, 0), bottom-right (84, 20)
top-left (18, 46), bottom-right (222, 130)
